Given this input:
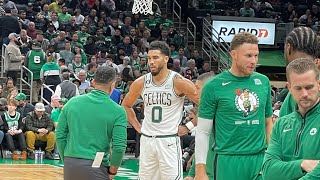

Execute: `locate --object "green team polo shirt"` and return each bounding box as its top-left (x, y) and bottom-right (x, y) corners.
top-left (198, 70), bottom-right (273, 155)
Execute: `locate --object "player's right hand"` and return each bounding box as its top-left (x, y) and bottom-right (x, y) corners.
top-left (194, 174), bottom-right (209, 180)
top-left (183, 176), bottom-right (194, 180)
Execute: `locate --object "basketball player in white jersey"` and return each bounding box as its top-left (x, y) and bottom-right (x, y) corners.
top-left (122, 41), bottom-right (199, 180)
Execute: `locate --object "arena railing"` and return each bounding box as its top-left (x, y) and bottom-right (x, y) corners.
top-left (1, 44), bottom-right (7, 78)
top-left (187, 17), bottom-right (196, 47)
top-left (202, 18), bottom-right (231, 72)
top-left (40, 83), bottom-right (54, 105)
top-left (172, 0), bottom-right (181, 31)
top-left (20, 66), bottom-right (33, 103)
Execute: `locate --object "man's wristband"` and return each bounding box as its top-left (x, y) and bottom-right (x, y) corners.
top-left (107, 167), bottom-right (117, 175)
top-left (185, 121), bottom-right (195, 131)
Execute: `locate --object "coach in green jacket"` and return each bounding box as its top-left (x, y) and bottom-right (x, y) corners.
top-left (263, 58), bottom-right (320, 180)
top-left (56, 66), bottom-right (127, 180)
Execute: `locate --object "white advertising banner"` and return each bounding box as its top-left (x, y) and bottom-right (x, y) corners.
top-left (212, 20), bottom-right (276, 45)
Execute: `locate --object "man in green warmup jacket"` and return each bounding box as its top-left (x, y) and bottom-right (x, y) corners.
top-left (279, 27), bottom-right (320, 117)
top-left (263, 58), bottom-right (320, 180)
top-left (56, 66), bottom-right (127, 180)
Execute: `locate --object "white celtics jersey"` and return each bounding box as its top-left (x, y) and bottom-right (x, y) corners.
top-left (141, 71), bottom-right (185, 136)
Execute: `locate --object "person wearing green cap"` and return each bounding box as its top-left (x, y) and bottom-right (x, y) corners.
top-left (15, 93), bottom-right (35, 118)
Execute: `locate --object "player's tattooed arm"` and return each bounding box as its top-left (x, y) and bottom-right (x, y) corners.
top-left (174, 75), bottom-right (200, 105)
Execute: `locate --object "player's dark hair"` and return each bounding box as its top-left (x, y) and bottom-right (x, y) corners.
top-left (148, 41), bottom-right (171, 57)
top-left (94, 66), bottom-right (116, 85)
top-left (285, 27), bottom-right (319, 58)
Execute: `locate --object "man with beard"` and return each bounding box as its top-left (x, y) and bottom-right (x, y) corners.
top-left (15, 93), bottom-right (34, 118)
top-left (5, 33), bottom-right (25, 84)
top-left (122, 41), bottom-right (199, 180)
top-left (279, 27), bottom-right (320, 117)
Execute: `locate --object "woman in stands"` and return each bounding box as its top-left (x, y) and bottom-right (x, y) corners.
top-left (2, 99), bottom-right (27, 160)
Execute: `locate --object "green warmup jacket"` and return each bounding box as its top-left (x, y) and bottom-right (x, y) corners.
top-left (263, 102), bottom-right (320, 180)
top-left (55, 90), bottom-right (127, 167)
top-left (279, 92), bottom-right (296, 118)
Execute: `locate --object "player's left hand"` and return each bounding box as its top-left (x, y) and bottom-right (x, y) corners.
top-left (178, 125), bottom-right (189, 136)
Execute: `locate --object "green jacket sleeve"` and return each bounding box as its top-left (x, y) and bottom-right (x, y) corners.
top-left (262, 120), bottom-right (304, 180)
top-left (110, 108), bottom-right (127, 166)
top-left (188, 158), bottom-right (196, 177)
top-left (279, 93), bottom-right (296, 118)
top-left (55, 107), bottom-right (69, 161)
top-left (299, 164), bottom-right (320, 180)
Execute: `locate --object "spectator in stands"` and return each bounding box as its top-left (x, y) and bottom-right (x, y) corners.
top-left (19, 10), bottom-right (30, 27)
top-left (74, 9), bottom-right (84, 25)
top-left (59, 41), bottom-right (75, 66)
top-left (311, 4), bottom-right (320, 22)
top-left (68, 54), bottom-right (85, 74)
top-left (0, 7), bottom-right (21, 45)
top-left (17, 29), bottom-right (32, 55)
top-left (192, 49), bottom-right (204, 70)
top-left (44, 94), bottom-right (60, 114)
top-left (118, 56), bottom-right (133, 75)
top-left (3, 0), bottom-right (16, 12)
top-left (41, 4), bottom-right (51, 21)
top-left (0, 85), bottom-right (3, 98)
top-left (299, 9), bottom-right (311, 25)
top-left (101, 0), bottom-right (116, 12)
top-left (58, 5), bottom-right (71, 26)
top-left (2, 99), bottom-right (27, 160)
top-left (172, 59), bottom-right (182, 74)
top-left (130, 50), bottom-right (140, 67)
top-left (64, 16), bottom-right (79, 38)
top-left (0, 0), bottom-right (5, 17)
top-left (27, 22), bottom-right (37, 39)
top-left (174, 47), bottom-right (188, 67)
top-left (50, 31), bottom-right (67, 52)
top-left (240, 0), bottom-right (255, 17)
top-left (44, 23), bottom-right (58, 42)
top-left (271, 109), bottom-right (279, 124)
top-left (86, 62), bottom-right (97, 82)
top-left (25, 3), bottom-right (35, 22)
top-left (77, 25), bottom-right (91, 45)
top-left (198, 62), bottom-right (210, 75)
top-left (102, 54), bottom-right (120, 73)
top-left (40, 54), bottom-right (61, 104)
top-left (106, 18), bottom-right (119, 37)
top-left (282, 2), bottom-right (297, 23)
top-left (48, 0), bottom-right (63, 14)
top-left (182, 59), bottom-right (199, 80)
top-left (16, 93), bottom-right (35, 118)
top-left (50, 12), bottom-right (63, 31)
top-left (122, 17), bottom-right (133, 36)
top-left (34, 12), bottom-right (48, 33)
top-left (84, 36), bottom-right (98, 57)
top-left (6, 33), bottom-right (25, 84)
top-left (51, 98), bottom-right (68, 127)
top-left (55, 72), bottom-right (79, 99)
top-left (25, 41), bottom-right (47, 104)
top-left (79, 0), bottom-right (90, 16)
top-left (35, 30), bottom-right (50, 53)
top-left (0, 97), bottom-right (7, 115)
top-left (25, 102), bottom-right (55, 160)
top-left (77, 70), bottom-right (91, 94)
top-left (111, 27), bottom-right (123, 46)
top-left (2, 77), bottom-right (15, 98)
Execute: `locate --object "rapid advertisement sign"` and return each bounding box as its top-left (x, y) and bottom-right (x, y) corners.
top-left (212, 20), bottom-right (276, 45)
